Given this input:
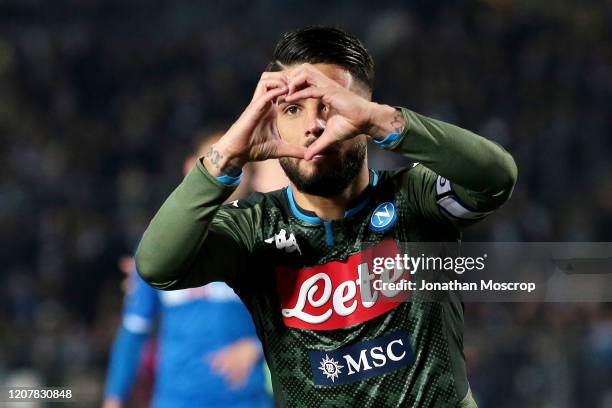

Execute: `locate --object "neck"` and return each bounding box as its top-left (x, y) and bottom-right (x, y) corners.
top-left (290, 165), bottom-right (370, 220)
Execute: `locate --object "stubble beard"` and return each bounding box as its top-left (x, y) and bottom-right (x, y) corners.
top-left (279, 141), bottom-right (367, 198)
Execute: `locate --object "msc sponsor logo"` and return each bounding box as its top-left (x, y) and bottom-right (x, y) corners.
top-left (309, 331), bottom-right (414, 386)
top-left (369, 202), bottom-right (397, 232)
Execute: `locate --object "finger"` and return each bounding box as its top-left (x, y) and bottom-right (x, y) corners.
top-left (287, 65), bottom-right (335, 93)
top-left (252, 70), bottom-right (289, 97)
top-left (262, 79), bottom-right (287, 92)
top-left (257, 80), bottom-right (287, 101)
top-left (252, 78), bottom-right (288, 101)
top-left (258, 71), bottom-right (289, 88)
top-left (285, 85), bottom-right (327, 102)
top-left (247, 86), bottom-right (288, 119)
top-left (286, 64), bottom-right (321, 82)
top-left (211, 357), bottom-right (231, 374)
top-left (287, 71), bottom-right (331, 95)
top-left (218, 361), bottom-right (232, 375)
top-left (287, 72), bottom-right (314, 95)
top-left (228, 369), bottom-right (248, 388)
top-left (304, 132), bottom-right (337, 160)
top-left (270, 141), bottom-right (307, 159)
top-left (261, 71), bottom-right (289, 82)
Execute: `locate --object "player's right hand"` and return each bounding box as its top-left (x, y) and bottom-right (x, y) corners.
top-left (203, 72), bottom-right (306, 177)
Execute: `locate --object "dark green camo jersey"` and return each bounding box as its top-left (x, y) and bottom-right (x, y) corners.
top-left (136, 108), bottom-right (517, 407)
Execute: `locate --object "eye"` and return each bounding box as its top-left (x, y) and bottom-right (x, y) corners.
top-left (284, 105), bottom-right (300, 116)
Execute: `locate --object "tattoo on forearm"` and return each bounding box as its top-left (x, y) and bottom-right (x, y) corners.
top-left (205, 146), bottom-right (242, 177)
top-left (205, 146), bottom-right (223, 168)
top-left (390, 110), bottom-right (406, 133)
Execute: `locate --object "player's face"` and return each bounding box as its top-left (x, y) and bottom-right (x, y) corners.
top-left (275, 63), bottom-right (368, 197)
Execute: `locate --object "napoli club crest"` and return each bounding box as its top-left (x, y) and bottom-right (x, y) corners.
top-left (369, 202), bottom-right (397, 232)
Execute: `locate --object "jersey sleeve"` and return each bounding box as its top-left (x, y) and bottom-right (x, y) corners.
top-left (135, 159), bottom-right (260, 290)
top-left (387, 108), bottom-right (518, 227)
top-left (104, 270), bottom-right (157, 401)
top-left (104, 327), bottom-right (149, 401)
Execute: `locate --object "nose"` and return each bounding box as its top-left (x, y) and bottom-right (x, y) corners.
top-left (305, 108), bottom-right (326, 139)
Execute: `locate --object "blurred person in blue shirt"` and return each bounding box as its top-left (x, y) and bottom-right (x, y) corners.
top-left (103, 131), bottom-right (288, 408)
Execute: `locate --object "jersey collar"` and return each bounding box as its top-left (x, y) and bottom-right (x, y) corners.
top-left (285, 169), bottom-right (379, 224)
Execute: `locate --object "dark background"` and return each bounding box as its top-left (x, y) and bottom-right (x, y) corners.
top-left (1, 0), bottom-right (611, 406)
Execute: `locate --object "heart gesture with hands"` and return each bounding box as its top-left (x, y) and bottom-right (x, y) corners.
top-left (203, 63), bottom-right (404, 177)
top-left (203, 71), bottom-right (306, 177)
top-left (283, 63), bottom-right (381, 160)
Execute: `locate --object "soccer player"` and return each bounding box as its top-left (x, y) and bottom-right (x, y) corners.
top-left (103, 133), bottom-right (275, 408)
top-left (135, 27), bottom-right (517, 407)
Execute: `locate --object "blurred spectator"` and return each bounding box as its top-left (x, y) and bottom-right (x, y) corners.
top-left (102, 133), bottom-right (277, 408)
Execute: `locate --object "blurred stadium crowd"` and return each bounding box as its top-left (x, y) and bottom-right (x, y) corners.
top-left (1, 0), bottom-right (611, 406)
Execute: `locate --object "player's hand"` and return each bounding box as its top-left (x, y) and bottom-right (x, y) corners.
top-left (102, 398), bottom-right (122, 408)
top-left (208, 338), bottom-right (261, 389)
top-left (204, 73), bottom-right (307, 177)
top-left (284, 64), bottom-right (378, 160)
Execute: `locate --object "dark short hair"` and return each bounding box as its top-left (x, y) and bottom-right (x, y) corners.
top-left (266, 26), bottom-right (374, 92)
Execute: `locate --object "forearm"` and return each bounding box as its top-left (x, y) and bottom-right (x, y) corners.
top-left (201, 139), bottom-right (246, 178)
top-left (104, 327), bottom-right (149, 401)
top-left (372, 106), bottom-right (517, 209)
top-left (135, 159), bottom-right (237, 289)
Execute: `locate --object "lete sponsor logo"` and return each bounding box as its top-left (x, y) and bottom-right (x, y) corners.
top-left (309, 331), bottom-right (414, 386)
top-left (275, 240), bottom-right (409, 330)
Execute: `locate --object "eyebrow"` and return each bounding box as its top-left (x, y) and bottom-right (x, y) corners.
top-left (276, 96), bottom-right (287, 105)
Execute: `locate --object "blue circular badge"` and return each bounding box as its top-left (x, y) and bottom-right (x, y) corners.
top-left (369, 202), bottom-right (397, 232)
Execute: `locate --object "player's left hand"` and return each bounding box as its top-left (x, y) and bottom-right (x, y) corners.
top-left (284, 63), bottom-right (377, 160)
top-left (208, 338), bottom-right (261, 389)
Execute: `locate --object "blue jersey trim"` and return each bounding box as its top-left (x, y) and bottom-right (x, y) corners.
top-left (215, 170), bottom-right (243, 186)
top-left (371, 170), bottom-right (379, 187)
top-left (323, 221), bottom-right (334, 247)
top-left (286, 185), bottom-right (322, 224)
top-left (345, 195), bottom-right (370, 218)
top-left (373, 132), bottom-right (401, 150)
top-left (286, 170), bottom-right (378, 223)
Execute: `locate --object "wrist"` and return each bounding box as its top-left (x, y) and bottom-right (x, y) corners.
top-left (202, 141), bottom-right (246, 178)
top-left (367, 104), bottom-right (406, 140)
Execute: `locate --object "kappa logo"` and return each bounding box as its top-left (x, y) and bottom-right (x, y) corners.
top-left (309, 331), bottom-right (414, 386)
top-left (265, 229), bottom-right (302, 254)
top-left (369, 202), bottom-right (397, 232)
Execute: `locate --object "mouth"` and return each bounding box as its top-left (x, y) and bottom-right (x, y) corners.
top-left (310, 148), bottom-right (340, 162)
top-left (300, 136), bottom-right (341, 162)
